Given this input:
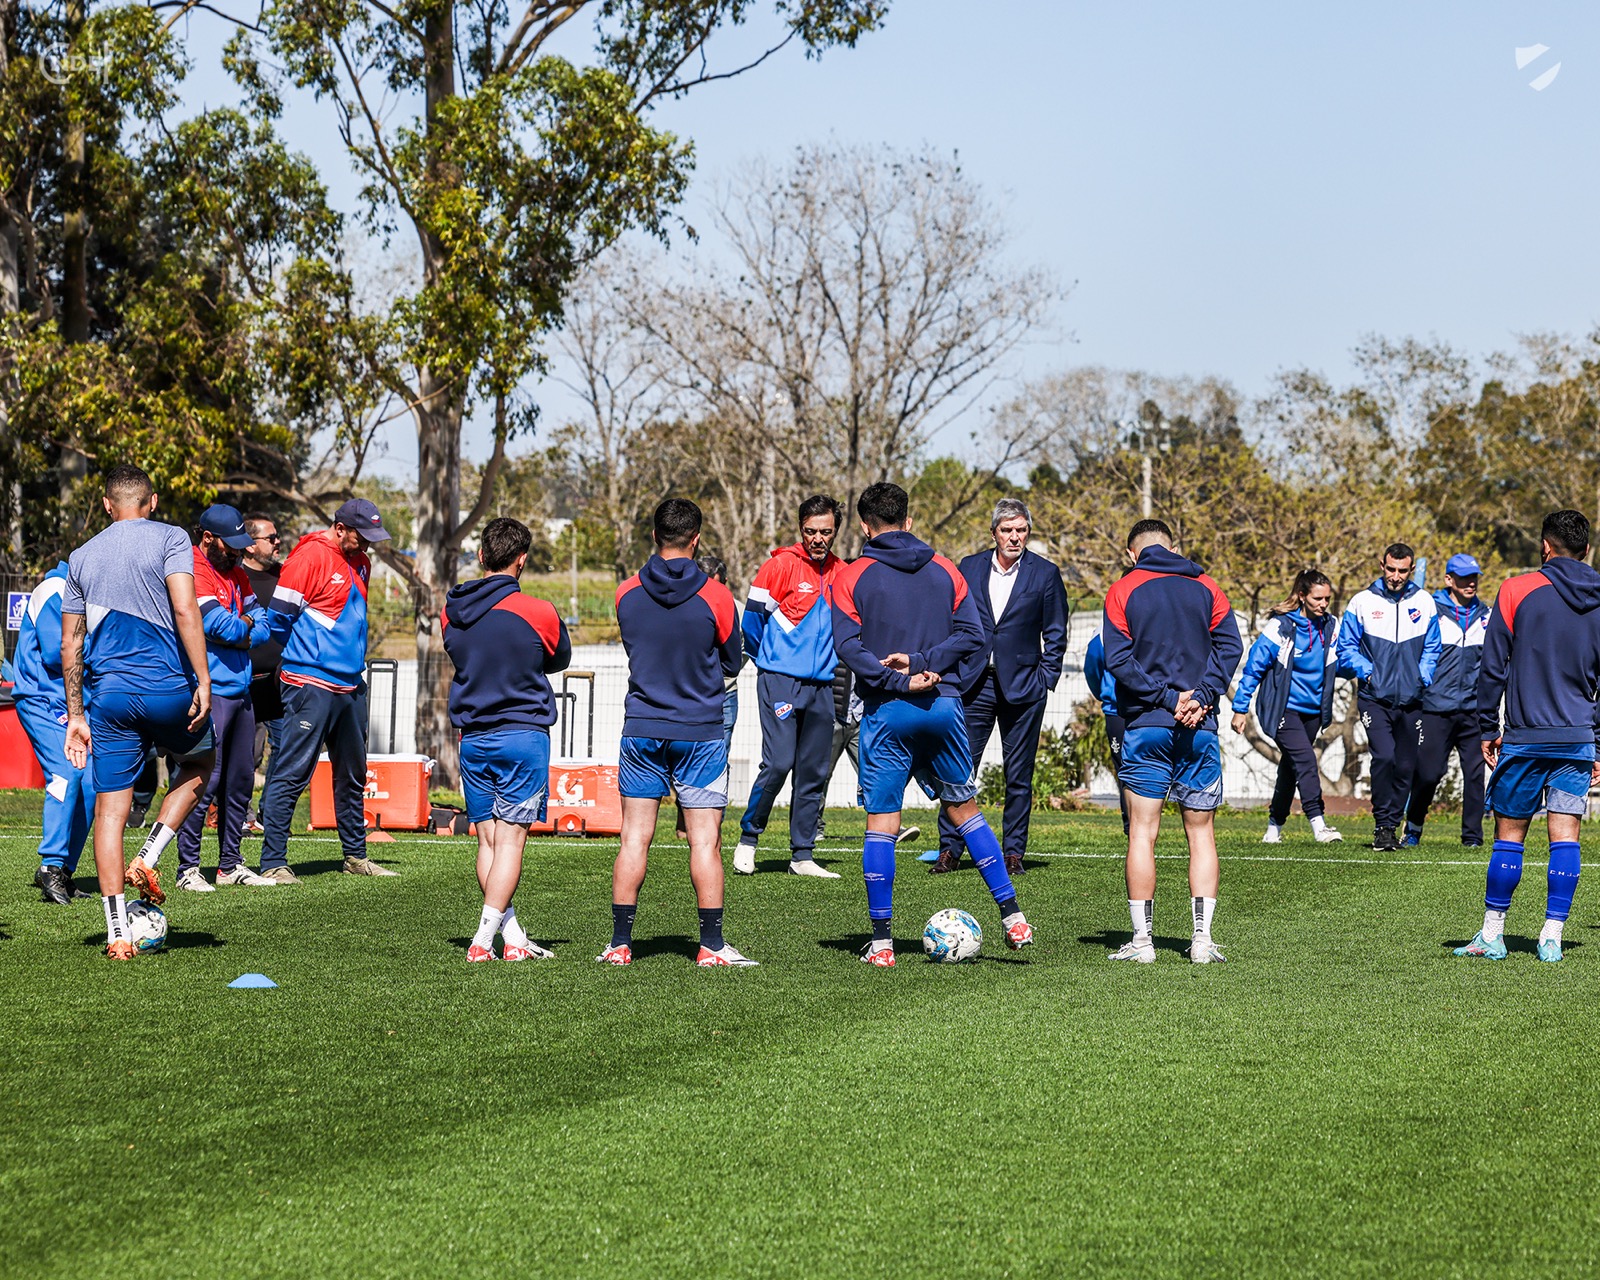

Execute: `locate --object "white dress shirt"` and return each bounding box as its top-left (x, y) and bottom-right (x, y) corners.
top-left (988, 552), bottom-right (1021, 624)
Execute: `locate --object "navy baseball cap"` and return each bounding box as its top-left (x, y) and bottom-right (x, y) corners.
top-left (198, 504), bottom-right (254, 550)
top-left (1445, 553), bottom-right (1482, 577)
top-left (333, 498), bottom-right (391, 541)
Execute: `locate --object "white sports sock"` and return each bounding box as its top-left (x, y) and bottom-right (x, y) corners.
top-left (500, 905), bottom-right (530, 947)
top-left (138, 822), bottom-right (178, 869)
top-left (1540, 918), bottom-right (1565, 945)
top-left (104, 893), bottom-right (127, 941)
top-left (1482, 909), bottom-right (1507, 943)
top-left (1129, 899), bottom-right (1153, 943)
top-left (1192, 896), bottom-right (1216, 939)
top-left (471, 905), bottom-right (500, 950)
top-left (1309, 815), bottom-right (1330, 835)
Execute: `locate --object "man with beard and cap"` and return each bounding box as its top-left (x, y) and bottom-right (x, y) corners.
top-left (1456, 511), bottom-right (1600, 964)
top-left (174, 505), bottom-right (278, 891)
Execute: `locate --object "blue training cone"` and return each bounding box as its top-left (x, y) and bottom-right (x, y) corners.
top-left (228, 973), bottom-right (278, 989)
top-left (917, 850), bottom-right (940, 862)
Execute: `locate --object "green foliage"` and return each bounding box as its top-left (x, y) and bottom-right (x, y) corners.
top-left (978, 700), bottom-right (1114, 809)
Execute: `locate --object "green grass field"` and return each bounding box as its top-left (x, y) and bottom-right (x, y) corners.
top-left (2, 793), bottom-right (1597, 1279)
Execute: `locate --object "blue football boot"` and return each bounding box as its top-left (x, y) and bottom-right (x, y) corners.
top-left (1454, 931), bottom-right (1508, 960)
top-left (1537, 938), bottom-right (1564, 963)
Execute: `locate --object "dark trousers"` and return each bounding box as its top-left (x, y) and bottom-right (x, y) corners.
top-left (1407, 709), bottom-right (1485, 842)
top-left (1362, 696), bottom-right (1421, 830)
top-left (1106, 712), bottom-right (1129, 834)
top-left (260, 680), bottom-right (369, 868)
top-left (1269, 709), bottom-right (1325, 824)
top-left (938, 668), bottom-right (1047, 861)
top-left (178, 693), bottom-right (257, 872)
top-left (740, 671), bottom-right (834, 854)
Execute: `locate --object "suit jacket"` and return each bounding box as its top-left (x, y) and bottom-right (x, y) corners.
top-left (953, 549), bottom-right (1070, 704)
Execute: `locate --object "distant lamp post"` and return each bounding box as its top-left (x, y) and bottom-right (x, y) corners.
top-left (1122, 401), bottom-right (1171, 519)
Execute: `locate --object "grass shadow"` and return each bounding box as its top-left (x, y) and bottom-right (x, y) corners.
top-left (629, 934), bottom-right (700, 962)
top-left (279, 858), bottom-right (404, 877)
top-left (1440, 936), bottom-right (1582, 956)
top-left (1078, 929), bottom-right (1192, 958)
top-left (816, 933), bottom-right (1027, 964)
top-left (81, 931), bottom-right (227, 950)
top-left (447, 936), bottom-right (573, 953)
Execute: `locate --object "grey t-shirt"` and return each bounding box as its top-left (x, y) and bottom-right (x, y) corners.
top-left (63, 518), bottom-right (196, 692)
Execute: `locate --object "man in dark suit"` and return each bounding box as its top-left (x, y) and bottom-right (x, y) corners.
top-left (932, 499), bottom-right (1069, 877)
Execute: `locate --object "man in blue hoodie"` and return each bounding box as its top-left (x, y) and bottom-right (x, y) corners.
top-left (607, 499), bottom-right (751, 967)
top-left (1102, 519), bottom-right (1243, 965)
top-left (13, 563), bottom-right (96, 905)
top-left (443, 517), bottom-right (571, 963)
top-left (830, 481), bottom-right (1034, 966)
top-left (1456, 511), bottom-right (1600, 963)
top-left (1335, 542), bottom-right (1442, 852)
top-left (1406, 553), bottom-right (1490, 848)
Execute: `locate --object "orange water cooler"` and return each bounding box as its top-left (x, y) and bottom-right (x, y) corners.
top-left (531, 671), bottom-right (623, 837)
top-left (309, 752), bottom-right (434, 831)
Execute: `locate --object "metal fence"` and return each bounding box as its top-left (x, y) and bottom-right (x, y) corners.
top-left (377, 612), bottom-right (1381, 810)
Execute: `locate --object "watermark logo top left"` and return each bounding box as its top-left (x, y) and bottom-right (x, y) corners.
top-left (39, 42), bottom-right (112, 86)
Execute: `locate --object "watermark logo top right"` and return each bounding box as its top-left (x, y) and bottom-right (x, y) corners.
top-left (1515, 43), bottom-right (1561, 91)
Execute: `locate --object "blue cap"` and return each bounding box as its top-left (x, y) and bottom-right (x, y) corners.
top-left (1445, 553), bottom-right (1481, 577)
top-left (333, 497), bottom-right (391, 541)
top-left (198, 504), bottom-right (254, 550)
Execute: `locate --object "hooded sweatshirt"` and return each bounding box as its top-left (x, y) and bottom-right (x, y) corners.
top-left (1335, 577), bottom-right (1441, 708)
top-left (1421, 587), bottom-right (1490, 715)
top-left (1477, 556), bottom-right (1600, 748)
top-left (442, 575), bottom-right (571, 732)
top-left (741, 542), bottom-right (841, 681)
top-left (828, 530), bottom-right (985, 707)
top-left (616, 555), bottom-right (743, 740)
top-left (1102, 545), bottom-right (1243, 731)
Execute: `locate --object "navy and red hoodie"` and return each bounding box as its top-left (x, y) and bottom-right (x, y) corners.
top-left (1102, 545), bottom-right (1243, 731)
top-left (828, 530), bottom-right (985, 708)
top-left (616, 555), bottom-right (743, 741)
top-left (441, 575), bottom-right (571, 733)
top-left (1477, 555), bottom-right (1600, 748)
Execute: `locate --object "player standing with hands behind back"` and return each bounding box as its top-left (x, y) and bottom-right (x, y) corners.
top-left (1456, 511), bottom-right (1600, 963)
top-left (1103, 519), bottom-right (1243, 964)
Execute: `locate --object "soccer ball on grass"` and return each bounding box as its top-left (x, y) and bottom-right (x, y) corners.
top-left (922, 908), bottom-right (982, 963)
top-left (127, 901), bottom-right (168, 954)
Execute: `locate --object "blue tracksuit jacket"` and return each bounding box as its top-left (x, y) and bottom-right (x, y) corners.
top-left (1231, 609), bottom-right (1338, 730)
top-left (1336, 578), bottom-right (1441, 709)
top-left (1421, 588), bottom-right (1489, 715)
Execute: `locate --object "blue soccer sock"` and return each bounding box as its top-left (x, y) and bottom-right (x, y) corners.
top-left (862, 831), bottom-right (897, 924)
top-left (1546, 841), bottom-right (1581, 923)
top-left (1485, 840), bottom-right (1524, 913)
top-left (958, 814), bottom-right (1018, 913)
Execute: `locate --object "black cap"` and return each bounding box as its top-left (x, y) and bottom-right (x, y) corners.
top-left (333, 498), bottom-right (391, 542)
top-left (198, 504), bottom-right (254, 550)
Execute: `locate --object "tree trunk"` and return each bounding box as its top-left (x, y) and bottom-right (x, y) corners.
top-left (58, 0), bottom-right (90, 505)
top-left (407, 4), bottom-right (463, 786)
top-left (0, 200), bottom-right (17, 562)
top-left (411, 372), bottom-right (463, 786)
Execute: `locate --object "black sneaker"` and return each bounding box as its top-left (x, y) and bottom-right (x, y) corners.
top-left (65, 875), bottom-right (91, 900)
top-left (1371, 826), bottom-right (1399, 852)
top-left (34, 865), bottom-right (72, 906)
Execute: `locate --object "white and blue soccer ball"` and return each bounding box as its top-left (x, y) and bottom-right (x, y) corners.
top-left (127, 901), bottom-right (168, 954)
top-left (923, 908), bottom-right (982, 963)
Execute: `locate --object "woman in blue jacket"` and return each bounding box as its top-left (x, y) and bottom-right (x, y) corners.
top-left (1231, 569), bottom-right (1343, 844)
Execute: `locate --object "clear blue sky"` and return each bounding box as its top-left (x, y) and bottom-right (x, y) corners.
top-left (175, 0), bottom-right (1600, 473)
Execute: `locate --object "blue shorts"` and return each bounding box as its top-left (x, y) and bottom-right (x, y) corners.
top-left (89, 686), bottom-right (214, 792)
top-left (459, 728), bottom-right (550, 825)
top-left (619, 737), bottom-right (728, 808)
top-left (858, 695), bottom-right (976, 814)
top-left (1491, 753), bottom-right (1593, 819)
top-left (1119, 726), bottom-right (1223, 810)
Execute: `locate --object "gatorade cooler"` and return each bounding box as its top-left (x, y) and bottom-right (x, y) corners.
top-left (531, 671), bottom-right (624, 837)
top-left (309, 752), bottom-right (433, 831)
